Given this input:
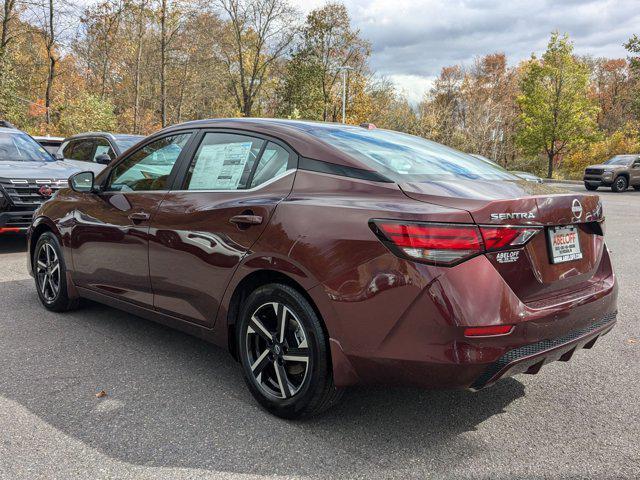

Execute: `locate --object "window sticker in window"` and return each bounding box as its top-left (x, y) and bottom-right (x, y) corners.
top-left (189, 141), bottom-right (253, 190)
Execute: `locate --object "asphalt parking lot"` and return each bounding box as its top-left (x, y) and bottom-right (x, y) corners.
top-left (0, 184), bottom-right (638, 480)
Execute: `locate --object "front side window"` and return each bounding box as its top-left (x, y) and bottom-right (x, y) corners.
top-left (0, 131), bottom-right (53, 162)
top-left (93, 138), bottom-right (116, 161)
top-left (108, 133), bottom-right (192, 192)
top-left (185, 133), bottom-right (264, 190)
top-left (303, 125), bottom-right (517, 182)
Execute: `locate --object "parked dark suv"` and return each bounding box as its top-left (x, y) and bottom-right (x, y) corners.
top-left (0, 125), bottom-right (79, 233)
top-left (58, 132), bottom-right (144, 174)
top-left (583, 154), bottom-right (640, 192)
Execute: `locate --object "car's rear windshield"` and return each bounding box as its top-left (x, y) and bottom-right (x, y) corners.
top-left (114, 135), bottom-right (144, 151)
top-left (605, 155), bottom-right (636, 165)
top-left (0, 131), bottom-right (54, 162)
top-left (305, 126), bottom-right (516, 182)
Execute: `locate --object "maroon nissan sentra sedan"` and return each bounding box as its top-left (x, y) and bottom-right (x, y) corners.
top-left (27, 119), bottom-right (617, 418)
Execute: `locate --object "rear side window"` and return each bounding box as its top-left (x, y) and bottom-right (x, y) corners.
top-left (304, 126), bottom-right (516, 182)
top-left (185, 132), bottom-right (264, 190)
top-left (249, 142), bottom-right (290, 188)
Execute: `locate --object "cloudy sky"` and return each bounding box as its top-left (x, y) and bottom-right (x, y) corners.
top-left (301, 0), bottom-right (640, 103)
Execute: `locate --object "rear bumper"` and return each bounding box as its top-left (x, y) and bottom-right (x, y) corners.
top-left (469, 311), bottom-right (616, 390)
top-left (324, 250), bottom-right (618, 389)
top-left (331, 308), bottom-right (618, 389)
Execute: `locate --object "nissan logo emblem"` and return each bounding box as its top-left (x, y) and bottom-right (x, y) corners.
top-left (571, 199), bottom-right (583, 219)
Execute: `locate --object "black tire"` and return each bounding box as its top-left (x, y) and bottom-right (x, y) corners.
top-left (611, 176), bottom-right (628, 192)
top-left (237, 283), bottom-right (342, 419)
top-left (33, 232), bottom-right (78, 312)
top-left (584, 183), bottom-right (598, 191)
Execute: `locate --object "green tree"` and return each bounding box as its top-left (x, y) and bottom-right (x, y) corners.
top-left (624, 34), bottom-right (640, 120)
top-left (56, 92), bottom-right (116, 136)
top-left (277, 2), bottom-right (370, 121)
top-left (0, 56), bottom-right (25, 125)
top-left (517, 32), bottom-right (598, 178)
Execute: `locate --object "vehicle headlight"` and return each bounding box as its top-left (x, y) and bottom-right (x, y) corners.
top-left (603, 170), bottom-right (613, 176)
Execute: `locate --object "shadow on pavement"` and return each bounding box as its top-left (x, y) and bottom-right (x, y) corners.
top-left (0, 280), bottom-right (525, 477)
top-left (0, 234), bottom-right (27, 254)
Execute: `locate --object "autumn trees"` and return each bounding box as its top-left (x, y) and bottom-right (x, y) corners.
top-left (416, 33), bottom-right (639, 179)
top-left (417, 55), bottom-right (520, 169)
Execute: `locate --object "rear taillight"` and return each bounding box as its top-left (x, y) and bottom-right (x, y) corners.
top-left (479, 226), bottom-right (539, 250)
top-left (375, 222), bottom-right (482, 265)
top-left (371, 220), bottom-right (540, 266)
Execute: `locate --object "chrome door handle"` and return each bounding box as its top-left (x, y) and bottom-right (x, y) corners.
top-left (128, 212), bottom-right (150, 222)
top-left (229, 214), bottom-right (263, 226)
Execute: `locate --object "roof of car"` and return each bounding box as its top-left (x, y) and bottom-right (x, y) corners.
top-left (62, 132), bottom-right (144, 141)
top-left (62, 132), bottom-right (118, 140)
top-left (0, 126), bottom-right (22, 134)
top-left (32, 136), bottom-right (64, 142)
top-left (159, 118), bottom-right (384, 171)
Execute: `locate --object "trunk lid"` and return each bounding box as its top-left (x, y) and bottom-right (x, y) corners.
top-left (399, 179), bottom-right (607, 304)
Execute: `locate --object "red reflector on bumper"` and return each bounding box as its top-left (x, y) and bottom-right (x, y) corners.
top-left (464, 325), bottom-right (514, 337)
top-left (0, 227), bottom-right (21, 233)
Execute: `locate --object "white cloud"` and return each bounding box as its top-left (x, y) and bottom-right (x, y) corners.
top-left (329, 0), bottom-right (640, 98)
top-left (385, 74), bottom-right (434, 104)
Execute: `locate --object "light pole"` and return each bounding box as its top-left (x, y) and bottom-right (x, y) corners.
top-left (338, 66), bottom-right (354, 124)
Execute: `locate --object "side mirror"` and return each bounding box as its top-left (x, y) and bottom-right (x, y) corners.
top-left (55, 151), bottom-right (64, 160)
top-left (69, 171), bottom-right (95, 193)
top-left (95, 153), bottom-right (112, 165)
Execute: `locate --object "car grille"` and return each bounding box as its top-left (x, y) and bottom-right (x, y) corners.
top-left (3, 212), bottom-right (34, 228)
top-left (0, 178), bottom-right (67, 209)
top-left (585, 168), bottom-right (603, 175)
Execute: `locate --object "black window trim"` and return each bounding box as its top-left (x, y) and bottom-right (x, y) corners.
top-left (298, 156), bottom-right (392, 183)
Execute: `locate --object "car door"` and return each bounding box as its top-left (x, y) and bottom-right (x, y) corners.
top-left (70, 132), bottom-right (194, 307)
top-left (148, 130), bottom-right (296, 326)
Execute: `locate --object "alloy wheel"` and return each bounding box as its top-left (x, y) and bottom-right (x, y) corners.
top-left (36, 242), bottom-right (60, 303)
top-left (245, 302), bottom-right (310, 399)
